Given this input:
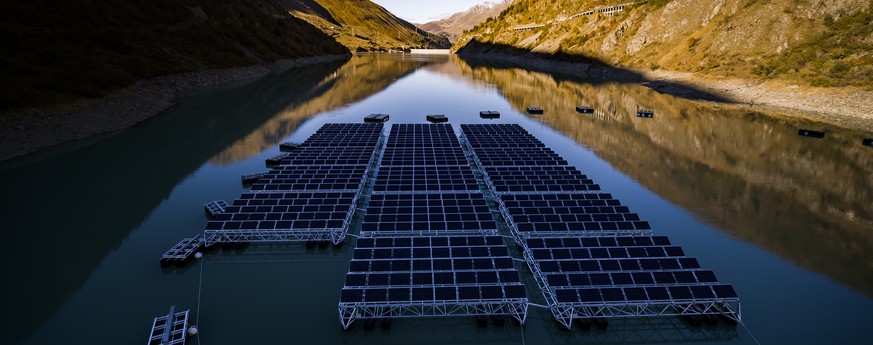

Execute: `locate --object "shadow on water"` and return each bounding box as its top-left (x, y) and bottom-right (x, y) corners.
top-left (455, 41), bottom-right (734, 103)
top-left (443, 58), bottom-right (873, 298)
top-left (0, 60), bottom-right (349, 343)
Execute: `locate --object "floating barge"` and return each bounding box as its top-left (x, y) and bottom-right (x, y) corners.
top-left (148, 306), bottom-right (189, 345)
top-left (160, 235), bottom-right (204, 267)
top-left (479, 110), bottom-right (500, 119)
top-left (527, 106), bottom-right (544, 115)
top-left (575, 106), bottom-right (594, 114)
top-left (637, 109), bottom-right (654, 118)
top-left (426, 114), bottom-right (449, 123)
top-left (203, 200), bottom-right (228, 219)
top-left (798, 129), bottom-right (825, 138)
top-left (241, 172), bottom-right (267, 185)
top-left (364, 113), bottom-right (390, 123)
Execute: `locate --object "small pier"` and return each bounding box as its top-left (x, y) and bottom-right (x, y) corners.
top-left (161, 235), bottom-right (204, 267)
top-left (575, 106), bottom-right (594, 114)
top-left (426, 114), bottom-right (449, 123)
top-left (637, 109), bottom-right (654, 118)
top-left (364, 113), bottom-right (390, 123)
top-left (148, 306), bottom-right (189, 345)
top-left (480, 110), bottom-right (500, 119)
top-left (241, 172), bottom-right (267, 185)
top-left (279, 141), bottom-right (302, 152)
top-left (798, 129), bottom-right (825, 138)
top-left (527, 106), bottom-right (544, 115)
top-left (265, 153), bottom-right (290, 166)
top-left (203, 200), bottom-right (228, 219)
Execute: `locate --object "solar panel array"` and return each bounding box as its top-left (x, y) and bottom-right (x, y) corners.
top-left (461, 124), bottom-right (739, 329)
top-left (203, 123), bottom-right (383, 245)
top-left (339, 124), bottom-right (528, 329)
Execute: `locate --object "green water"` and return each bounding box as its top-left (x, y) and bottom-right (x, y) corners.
top-left (1, 54), bottom-right (870, 344)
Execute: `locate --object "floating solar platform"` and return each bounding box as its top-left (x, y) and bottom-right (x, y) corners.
top-left (338, 236), bottom-right (528, 329)
top-left (361, 193), bottom-right (498, 237)
top-left (576, 106), bottom-right (595, 114)
top-left (147, 306), bottom-right (189, 345)
top-left (636, 110), bottom-right (654, 118)
top-left (202, 123), bottom-right (384, 246)
top-left (161, 235), bottom-right (205, 267)
top-left (527, 106), bottom-right (544, 115)
top-left (479, 110), bottom-right (500, 119)
top-left (522, 236), bottom-right (740, 329)
top-left (468, 147), bottom-right (568, 167)
top-left (499, 193), bottom-right (651, 239)
top-left (204, 200), bottom-right (228, 219)
top-left (204, 191), bottom-right (359, 245)
top-left (426, 114), bottom-right (448, 123)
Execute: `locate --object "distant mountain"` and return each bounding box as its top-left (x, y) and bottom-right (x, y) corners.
top-left (455, 0), bottom-right (873, 88)
top-left (279, 0), bottom-right (451, 51)
top-left (0, 0), bottom-right (347, 110)
top-left (418, 1), bottom-right (513, 42)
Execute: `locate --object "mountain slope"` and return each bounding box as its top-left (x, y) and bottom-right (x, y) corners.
top-left (418, 0), bottom-right (513, 42)
top-left (279, 0), bottom-right (451, 51)
top-left (455, 0), bottom-right (873, 88)
top-left (0, 0), bottom-right (348, 111)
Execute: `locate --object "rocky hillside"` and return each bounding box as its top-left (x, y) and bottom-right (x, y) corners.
top-left (279, 0), bottom-right (450, 51)
top-left (418, 0), bottom-right (513, 42)
top-left (455, 0), bottom-right (873, 88)
top-left (0, 0), bottom-right (348, 111)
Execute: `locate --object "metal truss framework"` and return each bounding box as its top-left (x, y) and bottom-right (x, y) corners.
top-left (148, 306), bottom-right (189, 345)
top-left (338, 300), bottom-right (528, 330)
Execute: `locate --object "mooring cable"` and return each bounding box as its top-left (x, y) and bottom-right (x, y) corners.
top-left (740, 322), bottom-right (763, 345)
top-left (196, 256), bottom-right (205, 345)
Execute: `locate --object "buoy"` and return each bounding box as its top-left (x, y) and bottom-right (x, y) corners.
top-left (194, 252), bottom-right (203, 259)
top-left (187, 326), bottom-right (198, 336)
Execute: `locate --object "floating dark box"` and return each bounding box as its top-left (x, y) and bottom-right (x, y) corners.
top-left (576, 106), bottom-right (594, 114)
top-left (862, 138), bottom-right (872, 147)
top-left (637, 109), bottom-right (654, 118)
top-left (527, 106), bottom-right (544, 114)
top-left (426, 114), bottom-right (448, 123)
top-left (479, 110), bottom-right (500, 119)
top-left (798, 129), bottom-right (825, 138)
top-left (364, 113), bottom-right (390, 122)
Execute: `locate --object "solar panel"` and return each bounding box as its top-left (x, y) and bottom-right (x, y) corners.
top-left (340, 236), bottom-right (526, 304)
top-left (523, 236), bottom-right (739, 307)
top-left (374, 166), bottom-right (478, 192)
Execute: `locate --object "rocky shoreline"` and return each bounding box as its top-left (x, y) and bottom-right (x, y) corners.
top-left (457, 52), bottom-right (873, 132)
top-left (0, 54), bottom-right (350, 163)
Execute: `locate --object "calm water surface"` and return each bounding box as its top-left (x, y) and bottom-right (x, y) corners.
top-left (2, 54), bottom-right (871, 345)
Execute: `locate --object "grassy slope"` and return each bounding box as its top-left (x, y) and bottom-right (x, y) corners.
top-left (455, 0), bottom-right (873, 88)
top-left (280, 0), bottom-right (451, 51)
top-left (0, 0), bottom-right (348, 111)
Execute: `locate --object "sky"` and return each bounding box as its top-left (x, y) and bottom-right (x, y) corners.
top-left (370, 0), bottom-right (493, 23)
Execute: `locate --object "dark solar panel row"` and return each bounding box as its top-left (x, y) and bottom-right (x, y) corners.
top-left (514, 220), bottom-right (651, 232)
top-left (525, 236), bottom-right (671, 248)
top-left (235, 192), bottom-right (355, 205)
top-left (530, 245), bottom-right (684, 260)
top-left (300, 124), bottom-right (384, 147)
top-left (544, 270), bottom-right (719, 287)
top-left (552, 284), bottom-right (738, 304)
top-left (353, 245), bottom-right (509, 260)
top-left (340, 285), bottom-right (527, 303)
top-left (349, 257), bottom-right (515, 272)
top-left (356, 236), bottom-right (506, 248)
top-left (206, 218), bottom-right (347, 231)
top-left (346, 270), bottom-right (520, 286)
top-left (536, 257), bottom-right (701, 272)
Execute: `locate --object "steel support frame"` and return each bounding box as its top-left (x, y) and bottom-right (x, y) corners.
top-left (549, 300), bottom-right (741, 330)
top-left (148, 309), bottom-right (189, 345)
top-left (338, 300), bottom-right (528, 330)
